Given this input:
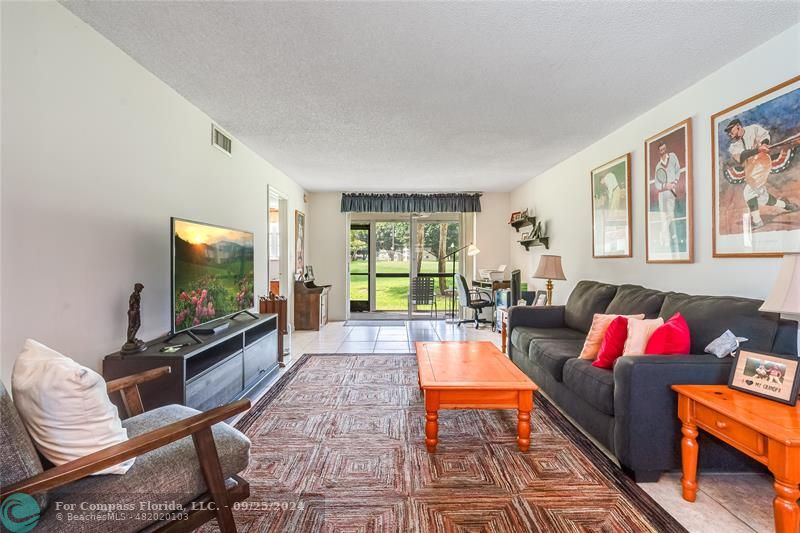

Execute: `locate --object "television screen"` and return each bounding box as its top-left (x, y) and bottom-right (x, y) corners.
top-left (172, 218), bottom-right (255, 333)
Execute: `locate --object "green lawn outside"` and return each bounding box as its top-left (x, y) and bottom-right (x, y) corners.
top-left (349, 259), bottom-right (455, 311)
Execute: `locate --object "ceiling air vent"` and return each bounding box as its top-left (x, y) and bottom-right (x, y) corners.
top-left (211, 124), bottom-right (232, 155)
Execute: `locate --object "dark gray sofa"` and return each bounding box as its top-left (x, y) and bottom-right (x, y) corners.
top-left (507, 280), bottom-right (798, 482)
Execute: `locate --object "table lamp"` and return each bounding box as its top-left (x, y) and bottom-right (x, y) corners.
top-left (533, 255), bottom-right (566, 306)
top-left (759, 253), bottom-right (800, 356)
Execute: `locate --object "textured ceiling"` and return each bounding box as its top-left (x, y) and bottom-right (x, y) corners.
top-left (62, 1), bottom-right (799, 192)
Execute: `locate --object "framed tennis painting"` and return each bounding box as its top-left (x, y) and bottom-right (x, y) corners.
top-left (712, 75), bottom-right (800, 257)
top-left (591, 153), bottom-right (632, 258)
top-left (644, 118), bottom-right (693, 263)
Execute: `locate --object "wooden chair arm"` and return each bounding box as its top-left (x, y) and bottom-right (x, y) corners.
top-left (0, 399), bottom-right (250, 501)
top-left (106, 366), bottom-right (171, 393)
top-left (106, 366), bottom-right (171, 417)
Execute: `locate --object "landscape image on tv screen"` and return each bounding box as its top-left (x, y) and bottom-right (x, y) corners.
top-left (172, 218), bottom-right (254, 332)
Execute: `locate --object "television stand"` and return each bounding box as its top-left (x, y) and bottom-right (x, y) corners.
top-left (104, 313), bottom-right (280, 412)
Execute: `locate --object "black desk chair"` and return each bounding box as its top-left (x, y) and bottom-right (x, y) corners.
top-left (455, 274), bottom-right (493, 329)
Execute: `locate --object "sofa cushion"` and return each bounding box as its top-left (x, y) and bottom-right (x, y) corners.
top-left (564, 281), bottom-right (619, 333)
top-left (605, 284), bottom-right (666, 319)
top-left (510, 326), bottom-right (585, 353)
top-left (36, 404), bottom-right (251, 533)
top-left (563, 358), bottom-right (615, 416)
top-left (0, 382), bottom-right (47, 510)
top-left (660, 293), bottom-right (779, 354)
top-left (529, 339), bottom-right (584, 381)
top-left (645, 312), bottom-right (691, 355)
top-left (593, 316), bottom-right (631, 369)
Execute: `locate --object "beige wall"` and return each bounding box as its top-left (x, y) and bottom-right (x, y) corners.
top-left (305, 192), bottom-right (349, 320)
top-left (475, 192), bottom-right (511, 274)
top-left (1, 2), bottom-right (308, 386)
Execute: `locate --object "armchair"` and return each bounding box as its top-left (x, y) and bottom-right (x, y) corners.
top-left (455, 274), bottom-right (494, 329)
top-left (0, 366), bottom-right (251, 533)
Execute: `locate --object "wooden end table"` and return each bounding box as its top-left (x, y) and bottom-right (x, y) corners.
top-left (416, 341), bottom-right (538, 452)
top-left (672, 384), bottom-right (800, 533)
top-left (498, 308), bottom-right (509, 352)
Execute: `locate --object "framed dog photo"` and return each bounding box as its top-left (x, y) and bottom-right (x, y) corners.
top-left (728, 350), bottom-right (800, 405)
top-left (712, 75), bottom-right (800, 257)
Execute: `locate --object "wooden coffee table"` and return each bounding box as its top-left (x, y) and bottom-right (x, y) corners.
top-left (415, 341), bottom-right (538, 452)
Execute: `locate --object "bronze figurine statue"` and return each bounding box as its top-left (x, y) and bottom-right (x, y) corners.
top-left (121, 282), bottom-right (147, 354)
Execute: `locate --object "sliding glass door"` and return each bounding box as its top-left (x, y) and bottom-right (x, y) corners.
top-left (410, 215), bottom-right (460, 318)
top-left (375, 220), bottom-right (410, 312)
top-left (349, 224), bottom-right (370, 312)
top-left (348, 214), bottom-right (461, 319)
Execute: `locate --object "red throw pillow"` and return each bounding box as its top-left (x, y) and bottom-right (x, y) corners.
top-left (645, 312), bottom-right (691, 355)
top-left (592, 316), bottom-right (629, 369)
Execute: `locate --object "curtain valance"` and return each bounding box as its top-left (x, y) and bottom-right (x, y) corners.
top-left (340, 193), bottom-right (482, 213)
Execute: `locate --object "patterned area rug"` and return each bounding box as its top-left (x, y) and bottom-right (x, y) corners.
top-left (211, 354), bottom-right (686, 532)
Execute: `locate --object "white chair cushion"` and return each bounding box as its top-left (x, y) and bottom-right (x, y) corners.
top-left (11, 339), bottom-right (134, 474)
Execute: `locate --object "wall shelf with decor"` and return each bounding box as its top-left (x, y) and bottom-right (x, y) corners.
top-left (519, 237), bottom-right (550, 250)
top-left (509, 215), bottom-right (537, 232)
top-left (510, 210), bottom-right (549, 250)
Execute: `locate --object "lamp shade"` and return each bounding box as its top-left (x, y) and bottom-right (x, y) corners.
top-left (467, 244), bottom-right (480, 257)
top-left (760, 253), bottom-right (800, 315)
top-left (533, 255), bottom-right (566, 280)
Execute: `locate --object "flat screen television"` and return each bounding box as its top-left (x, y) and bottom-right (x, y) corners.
top-left (171, 217), bottom-right (255, 333)
top-left (511, 269), bottom-right (521, 305)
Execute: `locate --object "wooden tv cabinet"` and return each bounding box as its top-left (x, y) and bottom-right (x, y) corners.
top-left (103, 313), bottom-right (279, 413)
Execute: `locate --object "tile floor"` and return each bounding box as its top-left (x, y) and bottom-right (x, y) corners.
top-left (256, 320), bottom-right (775, 533)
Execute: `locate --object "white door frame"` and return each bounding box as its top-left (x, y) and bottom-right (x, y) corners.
top-left (267, 186), bottom-right (290, 297)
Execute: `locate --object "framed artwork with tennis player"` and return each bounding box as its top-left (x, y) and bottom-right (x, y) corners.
top-left (712, 75), bottom-right (800, 257)
top-left (591, 153), bottom-right (632, 258)
top-left (644, 118), bottom-right (693, 263)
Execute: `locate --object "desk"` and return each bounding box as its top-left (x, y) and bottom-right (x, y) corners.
top-left (472, 279), bottom-right (510, 291)
top-left (672, 384), bottom-right (800, 533)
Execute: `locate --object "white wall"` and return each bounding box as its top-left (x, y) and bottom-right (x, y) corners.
top-left (0, 2), bottom-right (308, 386)
top-left (510, 24), bottom-right (800, 304)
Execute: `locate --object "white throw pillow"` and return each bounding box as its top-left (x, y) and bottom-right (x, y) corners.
top-left (12, 339), bottom-right (134, 475)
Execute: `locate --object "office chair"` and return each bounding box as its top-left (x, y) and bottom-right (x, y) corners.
top-left (455, 274), bottom-right (493, 329)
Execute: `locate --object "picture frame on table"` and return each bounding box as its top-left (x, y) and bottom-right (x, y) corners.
top-left (728, 349), bottom-right (800, 406)
top-left (711, 75), bottom-right (800, 257)
top-left (591, 153), bottom-right (632, 258)
top-left (534, 290), bottom-right (548, 307)
top-left (644, 118), bottom-right (694, 263)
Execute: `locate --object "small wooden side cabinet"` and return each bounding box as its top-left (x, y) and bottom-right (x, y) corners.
top-left (294, 279), bottom-right (330, 331)
top-left (672, 384), bottom-right (800, 533)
